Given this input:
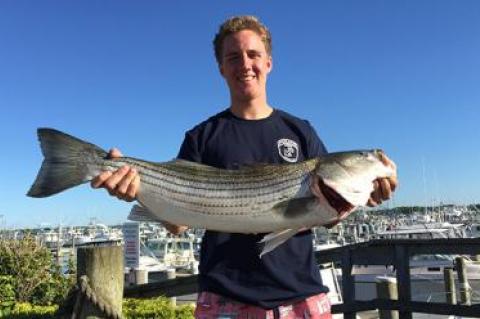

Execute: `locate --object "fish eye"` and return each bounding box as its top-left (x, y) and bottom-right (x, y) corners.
top-left (359, 151), bottom-right (376, 161)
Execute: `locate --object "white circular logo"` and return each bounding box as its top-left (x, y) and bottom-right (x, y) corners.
top-left (277, 138), bottom-right (299, 163)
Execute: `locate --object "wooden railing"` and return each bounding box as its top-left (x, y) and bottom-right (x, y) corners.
top-left (124, 238), bottom-right (480, 318)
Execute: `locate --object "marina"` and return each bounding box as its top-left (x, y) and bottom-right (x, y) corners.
top-left (2, 0), bottom-right (480, 317)
top-left (2, 204), bottom-right (480, 318)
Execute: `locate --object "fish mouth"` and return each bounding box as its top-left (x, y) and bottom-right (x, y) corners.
top-left (317, 177), bottom-right (355, 220)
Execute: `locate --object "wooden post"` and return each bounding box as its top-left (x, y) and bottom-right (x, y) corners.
top-left (443, 267), bottom-right (456, 305)
top-left (56, 225), bottom-right (62, 267)
top-left (76, 246), bottom-right (124, 318)
top-left (135, 269), bottom-right (147, 285)
top-left (341, 249), bottom-right (356, 319)
top-left (376, 276), bottom-right (399, 319)
top-left (157, 268), bottom-right (178, 306)
top-left (455, 256), bottom-right (471, 305)
top-left (126, 268), bottom-right (135, 286)
top-left (166, 268), bottom-right (176, 280)
top-left (395, 245), bottom-right (412, 319)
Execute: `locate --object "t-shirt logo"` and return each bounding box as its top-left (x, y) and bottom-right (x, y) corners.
top-left (277, 138), bottom-right (299, 163)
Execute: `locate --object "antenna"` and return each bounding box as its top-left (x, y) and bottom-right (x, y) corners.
top-left (422, 156), bottom-right (428, 215)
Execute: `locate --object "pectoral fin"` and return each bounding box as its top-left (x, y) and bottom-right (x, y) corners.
top-left (128, 204), bottom-right (163, 223)
top-left (259, 228), bottom-right (299, 258)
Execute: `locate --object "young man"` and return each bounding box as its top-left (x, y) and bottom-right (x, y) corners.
top-left (92, 16), bottom-right (397, 319)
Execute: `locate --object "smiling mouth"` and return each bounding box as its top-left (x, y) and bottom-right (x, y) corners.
top-left (237, 75), bottom-right (256, 82)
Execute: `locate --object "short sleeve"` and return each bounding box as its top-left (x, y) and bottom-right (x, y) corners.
top-left (306, 121), bottom-right (328, 158)
top-left (177, 131), bottom-right (202, 163)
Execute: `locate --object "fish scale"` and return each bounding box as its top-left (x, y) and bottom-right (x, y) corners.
top-left (104, 158), bottom-right (317, 212)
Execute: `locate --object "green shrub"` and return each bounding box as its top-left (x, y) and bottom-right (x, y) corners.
top-left (0, 275), bottom-right (15, 315)
top-left (0, 236), bottom-right (50, 302)
top-left (0, 302), bottom-right (58, 319)
top-left (0, 298), bottom-right (195, 318)
top-left (0, 235), bottom-right (75, 306)
top-left (123, 297), bottom-right (194, 319)
top-left (31, 262), bottom-right (75, 306)
top-left (174, 303), bottom-right (195, 319)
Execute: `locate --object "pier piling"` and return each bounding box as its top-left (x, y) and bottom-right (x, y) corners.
top-left (134, 269), bottom-right (147, 285)
top-left (443, 267), bottom-right (457, 305)
top-left (376, 276), bottom-right (399, 319)
top-left (455, 256), bottom-right (471, 306)
top-left (74, 246), bottom-right (124, 318)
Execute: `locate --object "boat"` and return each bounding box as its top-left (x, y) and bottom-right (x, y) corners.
top-left (146, 234), bottom-right (198, 273)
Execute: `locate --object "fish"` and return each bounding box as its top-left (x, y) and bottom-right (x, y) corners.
top-left (27, 128), bottom-right (395, 256)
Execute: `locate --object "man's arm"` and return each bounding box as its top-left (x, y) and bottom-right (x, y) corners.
top-left (90, 148), bottom-right (187, 235)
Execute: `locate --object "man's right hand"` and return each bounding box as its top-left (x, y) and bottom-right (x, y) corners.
top-left (91, 148), bottom-right (140, 202)
top-left (90, 148), bottom-right (188, 234)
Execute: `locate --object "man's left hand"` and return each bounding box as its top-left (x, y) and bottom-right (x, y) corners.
top-left (367, 153), bottom-right (398, 207)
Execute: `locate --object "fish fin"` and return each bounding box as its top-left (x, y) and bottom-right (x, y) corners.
top-left (127, 204), bottom-right (164, 223)
top-left (271, 196), bottom-right (317, 218)
top-left (27, 128), bottom-right (107, 198)
top-left (258, 228), bottom-right (299, 258)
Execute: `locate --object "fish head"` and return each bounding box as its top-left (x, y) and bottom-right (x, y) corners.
top-left (311, 150), bottom-right (395, 223)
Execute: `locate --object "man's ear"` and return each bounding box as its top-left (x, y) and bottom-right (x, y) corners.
top-left (266, 56), bottom-right (273, 74)
top-left (219, 63), bottom-right (225, 77)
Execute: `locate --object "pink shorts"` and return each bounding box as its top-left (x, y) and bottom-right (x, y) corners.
top-left (194, 291), bottom-right (332, 319)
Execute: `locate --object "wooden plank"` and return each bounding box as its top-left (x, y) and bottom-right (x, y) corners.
top-left (332, 300), bottom-right (480, 317)
top-left (409, 301), bottom-right (480, 317)
top-left (368, 238), bottom-right (480, 246)
top-left (351, 246), bottom-right (395, 265)
top-left (316, 238), bottom-right (480, 266)
top-left (315, 247), bottom-right (343, 264)
top-left (409, 243), bottom-right (480, 255)
top-left (124, 275), bottom-right (198, 298)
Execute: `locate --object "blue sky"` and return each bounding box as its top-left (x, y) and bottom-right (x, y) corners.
top-left (1, 1), bottom-right (479, 228)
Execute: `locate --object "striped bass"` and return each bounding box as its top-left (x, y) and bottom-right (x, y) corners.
top-left (27, 128), bottom-right (395, 256)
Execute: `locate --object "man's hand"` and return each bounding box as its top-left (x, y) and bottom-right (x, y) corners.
top-left (367, 152), bottom-right (398, 207)
top-left (90, 148), bottom-right (188, 233)
top-left (162, 221), bottom-right (188, 235)
top-left (90, 148), bottom-right (140, 202)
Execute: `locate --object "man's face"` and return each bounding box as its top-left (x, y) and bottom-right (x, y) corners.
top-left (220, 30), bottom-right (272, 103)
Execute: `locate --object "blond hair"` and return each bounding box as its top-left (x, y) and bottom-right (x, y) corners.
top-left (213, 15), bottom-right (272, 64)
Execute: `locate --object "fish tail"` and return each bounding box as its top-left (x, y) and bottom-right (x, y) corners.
top-left (27, 128), bottom-right (108, 198)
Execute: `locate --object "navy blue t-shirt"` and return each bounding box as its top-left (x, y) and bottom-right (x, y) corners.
top-left (177, 109), bottom-right (329, 309)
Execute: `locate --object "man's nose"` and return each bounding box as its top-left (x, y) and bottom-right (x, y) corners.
top-left (239, 54), bottom-right (252, 70)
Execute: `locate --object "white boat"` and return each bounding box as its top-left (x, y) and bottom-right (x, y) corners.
top-left (146, 235), bottom-right (198, 273)
top-left (137, 242), bottom-right (169, 272)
